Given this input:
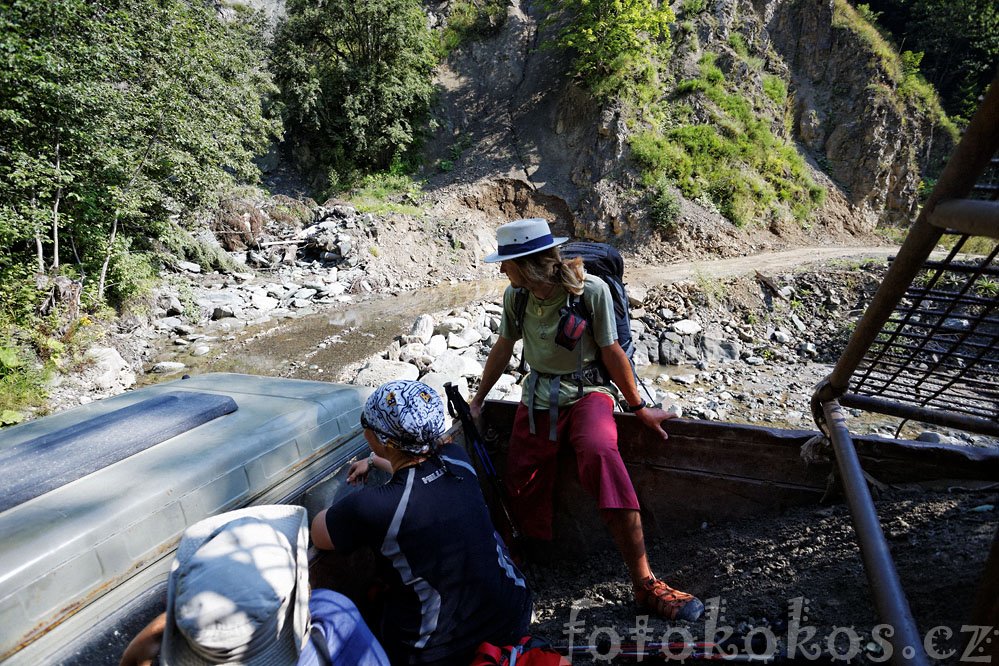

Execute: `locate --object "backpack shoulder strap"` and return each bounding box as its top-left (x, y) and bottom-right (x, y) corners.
top-left (513, 287), bottom-right (528, 335)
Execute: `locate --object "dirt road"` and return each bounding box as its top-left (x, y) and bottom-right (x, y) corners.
top-left (626, 246), bottom-right (896, 287)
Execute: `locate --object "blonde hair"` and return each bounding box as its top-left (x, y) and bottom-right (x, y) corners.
top-left (513, 247), bottom-right (585, 296)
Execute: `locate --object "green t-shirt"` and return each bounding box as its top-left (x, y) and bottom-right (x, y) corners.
top-left (499, 275), bottom-right (619, 409)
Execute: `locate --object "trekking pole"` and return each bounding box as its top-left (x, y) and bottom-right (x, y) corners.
top-left (443, 384), bottom-right (521, 541)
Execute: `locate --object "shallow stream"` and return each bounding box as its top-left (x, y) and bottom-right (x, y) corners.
top-left (144, 279), bottom-right (508, 383)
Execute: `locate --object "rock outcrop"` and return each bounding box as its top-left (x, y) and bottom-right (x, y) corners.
top-left (760, 0), bottom-right (955, 230)
top-left (429, 0), bottom-right (953, 243)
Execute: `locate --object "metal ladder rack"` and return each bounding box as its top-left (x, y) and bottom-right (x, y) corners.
top-left (811, 71), bottom-right (999, 666)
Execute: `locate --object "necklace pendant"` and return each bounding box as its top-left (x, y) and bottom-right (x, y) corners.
top-left (536, 305), bottom-right (543, 315)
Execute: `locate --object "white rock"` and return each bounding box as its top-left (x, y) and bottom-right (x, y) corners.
top-left (191, 345), bottom-right (211, 357)
top-left (177, 260), bottom-right (201, 273)
top-left (485, 374), bottom-right (517, 400)
top-left (672, 319), bottom-right (702, 335)
top-left (628, 286), bottom-right (648, 308)
top-left (251, 294), bottom-right (279, 311)
top-left (86, 346), bottom-right (137, 392)
top-left (152, 361), bottom-right (186, 374)
top-left (435, 317), bottom-right (470, 335)
top-left (447, 327), bottom-right (480, 349)
top-left (399, 343), bottom-right (427, 363)
top-left (772, 329), bottom-right (791, 344)
top-left (430, 350), bottom-right (483, 378)
top-left (425, 335), bottom-right (448, 357)
top-left (419, 372), bottom-right (468, 403)
top-left (353, 358), bottom-right (419, 386)
top-left (410, 314), bottom-right (434, 344)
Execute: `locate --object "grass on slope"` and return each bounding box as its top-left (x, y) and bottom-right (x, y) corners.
top-left (630, 53), bottom-right (824, 228)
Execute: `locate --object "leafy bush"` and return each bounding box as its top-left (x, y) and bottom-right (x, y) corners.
top-left (680, 0), bottom-right (705, 15)
top-left (273, 0), bottom-right (436, 190)
top-left (439, 0), bottom-right (508, 55)
top-left (728, 33), bottom-right (748, 56)
top-left (347, 172), bottom-right (425, 216)
top-left (630, 48), bottom-right (825, 228)
top-left (0, 340), bottom-right (49, 425)
top-left (762, 75), bottom-right (788, 105)
top-left (647, 180), bottom-right (682, 231)
top-left (540, 0), bottom-right (675, 95)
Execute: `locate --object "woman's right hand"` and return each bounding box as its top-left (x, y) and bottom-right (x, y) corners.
top-left (346, 459), bottom-right (370, 486)
top-left (469, 396), bottom-right (483, 422)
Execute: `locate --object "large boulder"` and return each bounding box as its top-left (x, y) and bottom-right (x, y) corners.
top-left (409, 314), bottom-right (434, 344)
top-left (425, 335), bottom-right (448, 357)
top-left (699, 330), bottom-right (741, 363)
top-left (485, 373), bottom-right (517, 400)
top-left (419, 372), bottom-right (469, 403)
top-left (435, 317), bottom-right (471, 336)
top-left (354, 358), bottom-right (419, 386)
top-left (86, 346), bottom-right (137, 393)
top-left (430, 350), bottom-right (482, 378)
top-left (658, 336), bottom-right (684, 366)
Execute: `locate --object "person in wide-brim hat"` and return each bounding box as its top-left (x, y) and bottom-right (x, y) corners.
top-left (120, 505), bottom-right (389, 666)
top-left (469, 217), bottom-right (705, 623)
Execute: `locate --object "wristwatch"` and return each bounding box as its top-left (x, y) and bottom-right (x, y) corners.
top-left (623, 398), bottom-right (647, 413)
top-left (366, 451), bottom-right (376, 466)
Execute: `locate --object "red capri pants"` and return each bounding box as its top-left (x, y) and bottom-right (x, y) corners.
top-left (505, 392), bottom-right (640, 540)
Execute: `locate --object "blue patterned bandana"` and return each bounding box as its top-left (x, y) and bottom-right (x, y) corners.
top-left (362, 381), bottom-right (446, 454)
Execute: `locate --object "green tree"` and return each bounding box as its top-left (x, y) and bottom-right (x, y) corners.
top-left (540, 0), bottom-right (675, 90)
top-left (272, 0), bottom-right (437, 188)
top-left (0, 0), bottom-right (278, 307)
top-left (866, 0), bottom-right (999, 119)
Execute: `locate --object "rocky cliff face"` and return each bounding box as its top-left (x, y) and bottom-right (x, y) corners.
top-left (759, 0), bottom-right (954, 230)
top-left (428, 0), bottom-right (953, 245)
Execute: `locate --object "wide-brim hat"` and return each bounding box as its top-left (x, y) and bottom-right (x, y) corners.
top-left (483, 218), bottom-right (568, 262)
top-left (162, 505), bottom-right (311, 666)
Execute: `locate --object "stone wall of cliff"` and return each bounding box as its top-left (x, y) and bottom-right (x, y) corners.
top-left (759, 0), bottom-right (955, 230)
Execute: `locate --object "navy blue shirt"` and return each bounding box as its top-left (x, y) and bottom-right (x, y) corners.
top-left (325, 443), bottom-right (532, 666)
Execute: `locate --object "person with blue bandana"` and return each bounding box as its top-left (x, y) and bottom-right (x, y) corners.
top-left (312, 380), bottom-right (533, 666)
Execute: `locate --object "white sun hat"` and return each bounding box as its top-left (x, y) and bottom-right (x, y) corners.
top-left (162, 505), bottom-right (311, 666)
top-left (483, 218), bottom-right (568, 263)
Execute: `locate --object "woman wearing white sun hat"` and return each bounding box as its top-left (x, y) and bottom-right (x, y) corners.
top-left (472, 217), bottom-right (704, 622)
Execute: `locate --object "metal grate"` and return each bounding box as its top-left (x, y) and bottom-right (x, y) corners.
top-left (851, 240), bottom-right (999, 421)
top-left (849, 146), bottom-right (999, 424)
top-left (970, 155), bottom-right (999, 201)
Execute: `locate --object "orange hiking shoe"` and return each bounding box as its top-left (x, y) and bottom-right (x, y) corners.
top-left (634, 577), bottom-right (705, 621)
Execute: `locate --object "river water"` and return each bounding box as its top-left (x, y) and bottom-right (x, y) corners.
top-left (147, 279), bottom-right (509, 383)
